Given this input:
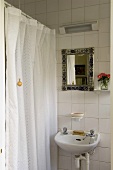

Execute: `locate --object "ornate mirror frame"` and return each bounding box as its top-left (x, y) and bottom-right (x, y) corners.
top-left (62, 47), bottom-right (94, 91)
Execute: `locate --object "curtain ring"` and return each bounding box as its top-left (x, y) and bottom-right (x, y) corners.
top-left (17, 79), bottom-right (22, 86)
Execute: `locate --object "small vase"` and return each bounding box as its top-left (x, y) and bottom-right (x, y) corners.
top-left (100, 81), bottom-right (108, 90)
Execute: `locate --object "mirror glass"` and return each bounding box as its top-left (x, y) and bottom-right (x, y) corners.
top-left (62, 48), bottom-right (94, 91)
top-left (67, 54), bottom-right (89, 86)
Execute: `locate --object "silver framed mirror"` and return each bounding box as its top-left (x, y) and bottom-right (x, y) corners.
top-left (62, 47), bottom-right (94, 91)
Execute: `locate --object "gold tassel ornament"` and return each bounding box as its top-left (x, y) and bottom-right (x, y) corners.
top-left (17, 79), bottom-right (22, 87)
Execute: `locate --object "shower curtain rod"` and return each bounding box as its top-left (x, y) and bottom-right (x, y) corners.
top-left (4, 1), bottom-right (44, 25)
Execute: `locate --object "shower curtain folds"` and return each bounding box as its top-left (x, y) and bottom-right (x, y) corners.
top-left (5, 6), bottom-right (57, 170)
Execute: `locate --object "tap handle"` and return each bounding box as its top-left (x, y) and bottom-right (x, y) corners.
top-left (63, 127), bottom-right (67, 133)
top-left (90, 129), bottom-right (95, 135)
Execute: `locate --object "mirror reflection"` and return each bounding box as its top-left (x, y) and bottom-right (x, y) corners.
top-left (67, 54), bottom-right (88, 86)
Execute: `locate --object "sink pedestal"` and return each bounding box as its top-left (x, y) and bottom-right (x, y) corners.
top-left (75, 153), bottom-right (89, 170)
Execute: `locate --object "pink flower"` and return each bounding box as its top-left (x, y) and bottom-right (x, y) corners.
top-left (97, 73), bottom-right (110, 81)
top-left (97, 73), bottom-right (106, 79)
top-left (107, 74), bottom-right (110, 78)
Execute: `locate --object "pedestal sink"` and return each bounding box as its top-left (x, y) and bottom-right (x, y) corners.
top-left (55, 130), bottom-right (100, 155)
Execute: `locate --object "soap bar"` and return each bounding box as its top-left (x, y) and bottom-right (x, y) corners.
top-left (73, 130), bottom-right (85, 136)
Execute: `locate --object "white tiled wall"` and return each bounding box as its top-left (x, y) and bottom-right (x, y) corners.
top-left (5, 0), bottom-right (111, 169)
top-left (56, 0), bottom-right (110, 169)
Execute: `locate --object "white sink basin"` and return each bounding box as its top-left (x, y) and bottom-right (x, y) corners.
top-left (55, 130), bottom-right (100, 155)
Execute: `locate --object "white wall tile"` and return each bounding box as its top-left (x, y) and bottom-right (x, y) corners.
top-left (94, 61), bottom-right (99, 90)
top-left (72, 8), bottom-right (84, 23)
top-left (58, 116), bottom-right (71, 129)
top-left (85, 104), bottom-right (99, 118)
top-left (72, 104), bottom-right (85, 113)
top-left (59, 0), bottom-right (71, 11)
top-left (35, 13), bottom-right (47, 25)
top-left (47, 12), bottom-right (58, 25)
top-left (12, 3), bottom-right (19, 8)
top-left (56, 37), bottom-right (59, 50)
top-left (99, 104), bottom-right (110, 118)
top-left (72, 0), bottom-right (84, 9)
top-left (57, 64), bottom-right (62, 76)
top-left (59, 148), bottom-right (71, 156)
top-left (90, 147), bottom-right (99, 161)
top-left (85, 0), bottom-right (99, 6)
top-left (85, 5), bottom-right (99, 21)
top-left (85, 118), bottom-right (99, 131)
top-left (58, 33), bottom-right (72, 38)
top-left (25, 0), bottom-right (34, 3)
top-left (58, 36), bottom-right (71, 49)
top-left (57, 76), bottom-right (62, 90)
top-left (72, 91), bottom-right (84, 103)
top-left (81, 160), bottom-right (86, 170)
top-left (99, 118), bottom-right (110, 133)
top-left (85, 92), bottom-right (98, 104)
top-left (48, 24), bottom-right (59, 34)
top-left (58, 103), bottom-right (71, 115)
top-left (25, 3), bottom-right (35, 15)
top-left (99, 92), bottom-right (110, 104)
top-left (99, 162), bottom-right (111, 170)
top-left (72, 32), bottom-right (84, 36)
top-left (51, 145), bottom-right (58, 170)
top-left (98, 62), bottom-right (110, 76)
top-left (99, 33), bottom-right (110, 47)
top-left (6, 0), bottom-right (14, 4)
top-left (20, 4), bottom-right (25, 12)
top-left (85, 31), bottom-right (99, 35)
top-left (99, 18), bottom-right (110, 33)
top-left (58, 91), bottom-right (71, 103)
top-left (59, 156), bottom-right (71, 170)
top-left (99, 147), bottom-right (111, 162)
top-left (57, 50), bottom-right (62, 64)
top-left (59, 10), bottom-right (71, 25)
top-left (47, 0), bottom-right (58, 12)
top-left (35, 1), bottom-right (46, 14)
top-left (99, 47), bottom-right (110, 61)
top-left (13, 0), bottom-right (24, 5)
top-left (72, 117), bottom-right (85, 130)
top-left (72, 35), bottom-right (85, 48)
top-left (99, 133), bottom-right (111, 148)
top-left (94, 48), bottom-right (99, 62)
top-left (85, 33), bottom-right (99, 48)
top-left (89, 160), bottom-right (99, 170)
top-left (99, 3), bottom-right (110, 19)
top-left (99, 62), bottom-right (110, 74)
top-left (100, 0), bottom-right (110, 4)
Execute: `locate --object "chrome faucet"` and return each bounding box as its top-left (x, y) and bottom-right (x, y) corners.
top-left (83, 129), bottom-right (95, 141)
top-left (89, 129), bottom-right (95, 137)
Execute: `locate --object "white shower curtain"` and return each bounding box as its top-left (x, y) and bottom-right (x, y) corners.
top-left (5, 7), bottom-right (57, 170)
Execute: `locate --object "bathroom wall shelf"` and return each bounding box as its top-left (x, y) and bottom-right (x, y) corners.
top-left (94, 89), bottom-right (110, 94)
top-left (94, 89), bottom-right (110, 92)
top-left (66, 113), bottom-right (84, 122)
